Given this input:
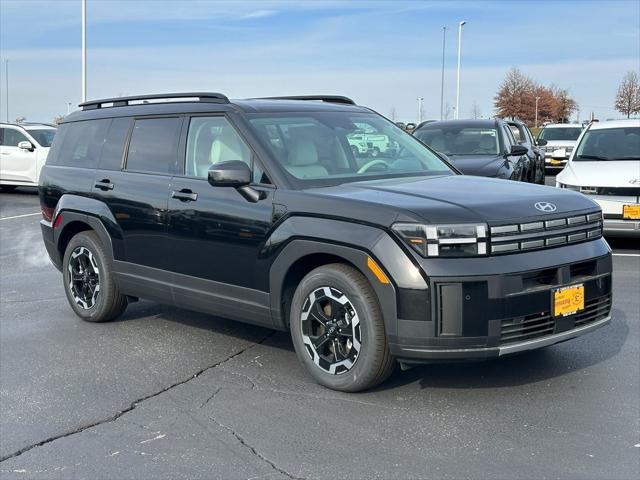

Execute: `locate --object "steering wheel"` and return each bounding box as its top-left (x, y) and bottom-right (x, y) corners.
top-left (357, 159), bottom-right (389, 174)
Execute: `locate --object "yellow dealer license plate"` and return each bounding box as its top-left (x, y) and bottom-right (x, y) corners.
top-left (553, 284), bottom-right (585, 317)
top-left (622, 204), bottom-right (640, 220)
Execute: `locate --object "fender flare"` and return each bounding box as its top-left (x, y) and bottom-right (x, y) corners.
top-left (53, 194), bottom-right (123, 262)
top-left (267, 216), bottom-right (427, 334)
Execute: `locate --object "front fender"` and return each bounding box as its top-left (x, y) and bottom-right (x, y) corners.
top-left (267, 216), bottom-right (428, 334)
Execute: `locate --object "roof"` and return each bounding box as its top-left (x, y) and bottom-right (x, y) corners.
top-left (588, 119), bottom-right (640, 130)
top-left (542, 123), bottom-right (583, 128)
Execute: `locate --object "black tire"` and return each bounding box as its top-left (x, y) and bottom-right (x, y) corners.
top-left (290, 263), bottom-right (395, 392)
top-left (62, 231), bottom-right (127, 322)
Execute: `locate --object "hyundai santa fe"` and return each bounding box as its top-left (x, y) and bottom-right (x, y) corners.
top-left (39, 93), bottom-right (612, 392)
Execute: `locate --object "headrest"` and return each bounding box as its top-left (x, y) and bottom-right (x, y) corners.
top-left (288, 138), bottom-right (319, 166)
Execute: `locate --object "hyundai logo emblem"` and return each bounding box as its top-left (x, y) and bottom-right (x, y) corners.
top-left (534, 201), bottom-right (557, 212)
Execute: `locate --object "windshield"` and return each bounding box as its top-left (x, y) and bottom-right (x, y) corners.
top-left (414, 126), bottom-right (500, 156)
top-left (248, 112), bottom-right (453, 184)
top-left (25, 128), bottom-right (57, 147)
top-left (574, 126), bottom-right (640, 161)
top-left (538, 127), bottom-right (581, 141)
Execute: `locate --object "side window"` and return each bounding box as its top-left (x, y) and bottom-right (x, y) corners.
top-left (97, 117), bottom-right (131, 171)
top-left (125, 117), bottom-right (181, 174)
top-left (508, 125), bottom-right (521, 143)
top-left (502, 126), bottom-right (515, 149)
top-left (2, 128), bottom-right (29, 147)
top-left (50, 120), bottom-right (109, 168)
top-left (185, 117), bottom-right (251, 179)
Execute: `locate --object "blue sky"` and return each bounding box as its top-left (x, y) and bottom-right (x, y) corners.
top-left (1, 0), bottom-right (639, 123)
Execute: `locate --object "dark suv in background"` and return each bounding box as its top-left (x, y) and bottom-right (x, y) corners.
top-left (39, 93), bottom-right (612, 392)
top-left (412, 119), bottom-right (534, 182)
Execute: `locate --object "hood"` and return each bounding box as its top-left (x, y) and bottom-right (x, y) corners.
top-left (558, 160), bottom-right (640, 188)
top-left (445, 155), bottom-right (505, 176)
top-left (299, 175), bottom-right (599, 225)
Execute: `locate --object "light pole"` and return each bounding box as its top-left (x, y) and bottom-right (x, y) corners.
top-left (66, 102), bottom-right (72, 115)
top-left (81, 0), bottom-right (87, 102)
top-left (440, 26), bottom-right (446, 121)
top-left (417, 97), bottom-right (424, 124)
top-left (455, 20), bottom-right (466, 120)
top-left (535, 96), bottom-right (540, 128)
top-left (4, 59), bottom-right (8, 122)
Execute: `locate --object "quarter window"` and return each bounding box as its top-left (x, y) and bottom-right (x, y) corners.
top-left (126, 117), bottom-right (181, 174)
top-left (185, 116), bottom-right (252, 178)
top-left (50, 120), bottom-right (109, 168)
top-left (98, 118), bottom-right (131, 171)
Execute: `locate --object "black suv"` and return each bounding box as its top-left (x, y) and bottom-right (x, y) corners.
top-left (39, 93), bottom-right (612, 392)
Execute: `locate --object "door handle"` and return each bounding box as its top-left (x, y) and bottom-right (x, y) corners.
top-left (94, 179), bottom-right (114, 190)
top-left (171, 189), bottom-right (198, 201)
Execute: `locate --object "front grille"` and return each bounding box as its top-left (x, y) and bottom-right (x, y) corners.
top-left (500, 293), bottom-right (611, 345)
top-left (489, 212), bottom-right (602, 254)
top-left (580, 186), bottom-right (640, 197)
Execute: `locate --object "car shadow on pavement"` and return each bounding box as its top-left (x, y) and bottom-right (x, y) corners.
top-left (378, 308), bottom-right (629, 391)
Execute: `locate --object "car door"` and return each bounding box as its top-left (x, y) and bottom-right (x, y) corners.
top-left (167, 115), bottom-right (275, 324)
top-left (502, 124), bottom-right (527, 181)
top-left (0, 126), bottom-right (38, 185)
top-left (92, 116), bottom-right (182, 282)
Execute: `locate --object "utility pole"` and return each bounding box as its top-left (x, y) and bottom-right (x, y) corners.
top-left (417, 97), bottom-right (424, 124)
top-left (440, 26), bottom-right (446, 121)
top-left (82, 0), bottom-right (87, 102)
top-left (535, 96), bottom-right (540, 128)
top-left (455, 20), bottom-right (466, 120)
top-left (66, 102), bottom-right (72, 115)
top-left (4, 59), bottom-right (8, 122)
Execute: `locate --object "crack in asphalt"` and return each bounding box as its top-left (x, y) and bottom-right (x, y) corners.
top-left (206, 409), bottom-right (303, 480)
top-left (0, 330), bottom-right (277, 464)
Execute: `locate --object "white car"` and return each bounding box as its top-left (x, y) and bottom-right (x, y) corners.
top-left (537, 123), bottom-right (584, 171)
top-left (0, 123), bottom-right (57, 190)
top-left (556, 119), bottom-right (640, 236)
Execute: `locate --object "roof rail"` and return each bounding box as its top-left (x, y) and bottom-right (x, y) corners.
top-left (79, 92), bottom-right (230, 111)
top-left (256, 95), bottom-right (356, 105)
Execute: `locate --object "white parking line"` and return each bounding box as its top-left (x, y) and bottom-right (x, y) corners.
top-left (0, 212), bottom-right (41, 221)
top-left (612, 253), bottom-right (640, 257)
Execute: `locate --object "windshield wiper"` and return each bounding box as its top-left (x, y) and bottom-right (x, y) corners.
top-left (576, 154), bottom-right (611, 161)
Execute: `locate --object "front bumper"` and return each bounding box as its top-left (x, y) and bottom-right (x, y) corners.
top-left (389, 239), bottom-right (612, 362)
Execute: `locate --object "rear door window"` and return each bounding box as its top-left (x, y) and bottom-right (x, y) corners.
top-left (49, 120), bottom-right (109, 168)
top-left (1, 128), bottom-right (29, 147)
top-left (125, 117), bottom-right (182, 174)
top-left (97, 117), bottom-right (131, 171)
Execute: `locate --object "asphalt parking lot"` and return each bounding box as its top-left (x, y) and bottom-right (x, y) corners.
top-left (0, 184), bottom-right (638, 480)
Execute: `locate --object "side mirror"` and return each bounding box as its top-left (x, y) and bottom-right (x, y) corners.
top-left (537, 139), bottom-right (548, 146)
top-left (508, 145), bottom-right (528, 157)
top-left (207, 161), bottom-right (263, 203)
top-left (18, 141), bottom-right (34, 151)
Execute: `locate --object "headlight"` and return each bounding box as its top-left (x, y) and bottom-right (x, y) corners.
top-left (559, 183), bottom-right (580, 191)
top-left (392, 223), bottom-right (487, 257)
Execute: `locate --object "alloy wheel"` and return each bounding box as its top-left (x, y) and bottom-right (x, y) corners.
top-left (68, 246), bottom-right (100, 309)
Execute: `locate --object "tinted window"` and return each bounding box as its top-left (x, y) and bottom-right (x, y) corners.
top-left (185, 117), bottom-right (251, 178)
top-left (126, 117), bottom-right (181, 174)
top-left (98, 118), bottom-right (131, 171)
top-left (1, 128), bottom-right (29, 147)
top-left (415, 126), bottom-right (500, 156)
top-left (50, 120), bottom-right (109, 168)
top-left (25, 128), bottom-right (57, 147)
top-left (508, 125), bottom-right (521, 142)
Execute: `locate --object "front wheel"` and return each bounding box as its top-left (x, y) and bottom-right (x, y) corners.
top-left (62, 231), bottom-right (128, 322)
top-left (290, 264), bottom-right (395, 392)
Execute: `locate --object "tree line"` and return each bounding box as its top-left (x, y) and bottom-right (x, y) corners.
top-left (494, 67), bottom-right (640, 124)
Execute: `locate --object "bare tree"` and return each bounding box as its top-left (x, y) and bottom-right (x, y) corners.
top-left (471, 102), bottom-right (482, 119)
top-left (53, 115), bottom-right (65, 125)
top-left (15, 116), bottom-right (26, 124)
top-left (615, 71), bottom-right (640, 118)
top-left (389, 106), bottom-right (397, 121)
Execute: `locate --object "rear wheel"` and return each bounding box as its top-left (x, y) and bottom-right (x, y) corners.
top-left (62, 231), bottom-right (127, 322)
top-left (290, 263), bottom-right (395, 392)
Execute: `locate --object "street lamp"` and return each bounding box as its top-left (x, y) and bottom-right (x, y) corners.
top-left (455, 20), bottom-right (466, 120)
top-left (417, 97), bottom-right (424, 124)
top-left (81, 0), bottom-right (87, 102)
top-left (440, 26), bottom-right (446, 121)
top-left (535, 96), bottom-right (540, 128)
